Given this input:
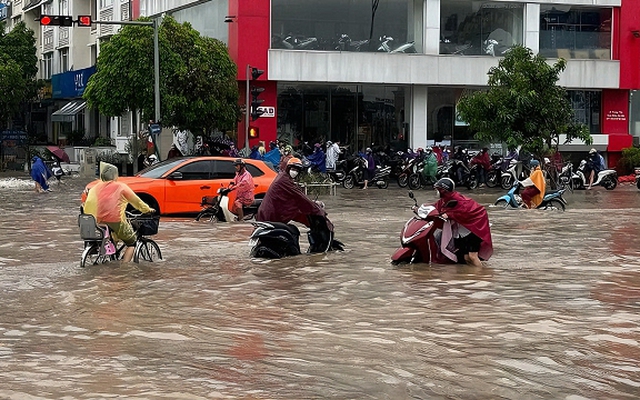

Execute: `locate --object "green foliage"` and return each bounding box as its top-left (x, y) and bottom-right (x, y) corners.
top-left (457, 45), bottom-right (592, 158)
top-left (66, 129), bottom-right (86, 145)
top-left (95, 150), bottom-right (122, 165)
top-left (617, 146), bottom-right (640, 175)
top-left (92, 137), bottom-right (113, 147)
top-left (0, 21), bottom-right (39, 129)
top-left (84, 16), bottom-right (240, 135)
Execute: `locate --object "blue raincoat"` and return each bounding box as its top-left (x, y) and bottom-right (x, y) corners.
top-left (30, 156), bottom-right (52, 190)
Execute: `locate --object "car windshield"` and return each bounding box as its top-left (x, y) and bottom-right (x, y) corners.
top-left (138, 158), bottom-right (185, 178)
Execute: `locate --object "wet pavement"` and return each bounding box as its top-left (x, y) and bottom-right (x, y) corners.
top-left (1, 174), bottom-right (640, 399)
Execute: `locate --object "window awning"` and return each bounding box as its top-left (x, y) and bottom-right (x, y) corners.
top-left (51, 100), bottom-right (86, 122)
top-left (22, 0), bottom-right (44, 13)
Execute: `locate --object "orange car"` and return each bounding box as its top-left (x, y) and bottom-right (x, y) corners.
top-left (81, 156), bottom-right (277, 216)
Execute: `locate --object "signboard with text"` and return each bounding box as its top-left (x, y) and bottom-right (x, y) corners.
top-left (257, 106), bottom-right (275, 118)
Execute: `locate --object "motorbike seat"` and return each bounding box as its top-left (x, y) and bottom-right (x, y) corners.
top-left (267, 222), bottom-right (300, 238)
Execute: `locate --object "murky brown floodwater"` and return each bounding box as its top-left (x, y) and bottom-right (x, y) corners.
top-left (1, 175), bottom-right (640, 399)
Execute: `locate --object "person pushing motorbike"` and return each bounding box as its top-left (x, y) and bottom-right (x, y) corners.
top-left (257, 157), bottom-right (334, 231)
top-left (433, 178), bottom-right (493, 268)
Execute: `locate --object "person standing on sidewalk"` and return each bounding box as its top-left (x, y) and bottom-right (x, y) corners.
top-left (362, 148), bottom-right (376, 190)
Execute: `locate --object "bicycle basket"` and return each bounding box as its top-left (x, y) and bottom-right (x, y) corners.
top-left (78, 214), bottom-right (104, 240)
top-left (131, 215), bottom-right (160, 236)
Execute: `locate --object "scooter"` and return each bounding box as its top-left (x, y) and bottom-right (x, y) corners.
top-left (494, 181), bottom-right (568, 211)
top-left (377, 36), bottom-right (417, 53)
top-left (572, 160), bottom-right (618, 190)
top-left (635, 167), bottom-right (640, 190)
top-left (249, 214), bottom-right (344, 259)
top-left (501, 160), bottom-right (531, 190)
top-left (391, 191), bottom-right (457, 265)
top-left (195, 184), bottom-right (262, 223)
top-left (327, 159), bottom-right (347, 183)
top-left (342, 157), bottom-right (391, 189)
top-left (335, 34), bottom-right (370, 52)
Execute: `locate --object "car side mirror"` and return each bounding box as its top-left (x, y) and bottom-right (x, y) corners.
top-left (445, 199), bottom-right (458, 208)
top-left (167, 171), bottom-right (183, 180)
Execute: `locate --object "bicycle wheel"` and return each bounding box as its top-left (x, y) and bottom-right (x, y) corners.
top-left (134, 239), bottom-right (163, 263)
top-left (81, 243), bottom-right (100, 268)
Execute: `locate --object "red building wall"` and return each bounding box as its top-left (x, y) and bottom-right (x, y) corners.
top-left (228, 0), bottom-right (276, 149)
top-left (618, 0), bottom-right (640, 89)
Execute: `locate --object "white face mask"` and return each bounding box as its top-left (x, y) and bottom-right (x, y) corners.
top-left (289, 170), bottom-right (299, 179)
top-left (435, 189), bottom-right (441, 198)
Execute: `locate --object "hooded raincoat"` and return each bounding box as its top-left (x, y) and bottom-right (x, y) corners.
top-left (31, 156), bottom-right (52, 190)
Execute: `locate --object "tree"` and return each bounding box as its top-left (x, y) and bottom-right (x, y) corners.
top-left (0, 21), bottom-right (39, 130)
top-left (456, 45), bottom-right (592, 157)
top-left (84, 16), bottom-right (240, 136)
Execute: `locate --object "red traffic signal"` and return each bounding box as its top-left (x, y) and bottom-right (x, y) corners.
top-left (77, 15), bottom-right (92, 27)
top-left (39, 15), bottom-right (73, 27)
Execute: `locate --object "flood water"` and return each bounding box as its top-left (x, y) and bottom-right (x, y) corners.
top-left (1, 175), bottom-right (640, 399)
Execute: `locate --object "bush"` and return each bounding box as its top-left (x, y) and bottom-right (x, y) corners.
top-left (617, 147), bottom-right (640, 175)
top-left (92, 137), bottom-right (113, 147)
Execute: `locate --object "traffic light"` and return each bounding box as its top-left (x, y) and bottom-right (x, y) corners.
top-left (249, 126), bottom-right (259, 138)
top-left (77, 15), bottom-right (92, 27)
top-left (251, 67), bottom-right (264, 81)
top-left (250, 87), bottom-right (265, 121)
top-left (39, 15), bottom-right (73, 27)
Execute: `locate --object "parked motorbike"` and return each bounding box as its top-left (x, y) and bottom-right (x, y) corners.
top-left (494, 181), bottom-right (568, 211)
top-left (195, 185), bottom-right (262, 223)
top-left (557, 161), bottom-right (575, 192)
top-left (335, 34), bottom-right (370, 52)
top-left (501, 160), bottom-right (531, 190)
top-left (249, 214), bottom-right (344, 259)
top-left (391, 191), bottom-right (457, 265)
top-left (635, 167), bottom-right (640, 190)
top-left (343, 157), bottom-right (391, 189)
top-left (327, 159), bottom-right (348, 183)
top-left (377, 35), bottom-right (417, 53)
top-left (396, 157), bottom-right (418, 188)
top-left (438, 159), bottom-right (479, 190)
top-left (572, 159), bottom-right (618, 190)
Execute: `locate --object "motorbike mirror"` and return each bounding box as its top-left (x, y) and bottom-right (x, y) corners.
top-left (445, 199), bottom-right (458, 208)
top-left (408, 191), bottom-right (414, 199)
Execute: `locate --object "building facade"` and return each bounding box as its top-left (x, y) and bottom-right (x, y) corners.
top-left (4, 0), bottom-right (640, 167)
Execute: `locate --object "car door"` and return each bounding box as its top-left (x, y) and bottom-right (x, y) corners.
top-left (164, 160), bottom-right (216, 214)
top-left (211, 159), bottom-right (239, 206)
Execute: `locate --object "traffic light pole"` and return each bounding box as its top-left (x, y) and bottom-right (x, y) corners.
top-left (245, 63), bottom-right (251, 152)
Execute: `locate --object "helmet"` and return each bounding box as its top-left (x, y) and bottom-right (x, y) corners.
top-left (426, 146), bottom-right (433, 152)
top-left (287, 157), bottom-right (303, 169)
top-left (530, 159), bottom-right (540, 167)
top-left (284, 145), bottom-right (293, 153)
top-left (314, 143), bottom-right (321, 148)
top-left (326, 141), bottom-right (332, 146)
top-left (434, 178), bottom-right (455, 192)
top-left (589, 148), bottom-right (597, 154)
top-left (417, 147), bottom-right (423, 152)
top-left (365, 147), bottom-right (372, 153)
top-left (148, 154), bottom-right (158, 161)
top-left (233, 158), bottom-right (245, 166)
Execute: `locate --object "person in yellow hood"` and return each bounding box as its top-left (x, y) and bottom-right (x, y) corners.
top-left (519, 159), bottom-right (546, 209)
top-left (84, 162), bottom-right (155, 262)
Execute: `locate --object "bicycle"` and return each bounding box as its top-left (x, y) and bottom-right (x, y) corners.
top-left (79, 211), bottom-right (162, 268)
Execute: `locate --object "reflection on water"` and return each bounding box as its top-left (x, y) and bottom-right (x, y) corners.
top-left (1, 179), bottom-right (640, 398)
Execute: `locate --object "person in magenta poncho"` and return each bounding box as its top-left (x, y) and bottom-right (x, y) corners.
top-left (433, 178), bottom-right (492, 268)
top-left (228, 159), bottom-right (255, 221)
top-left (256, 157), bottom-right (333, 231)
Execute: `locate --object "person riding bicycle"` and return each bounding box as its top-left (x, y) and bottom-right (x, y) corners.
top-left (83, 162), bottom-right (155, 263)
top-left (228, 158), bottom-right (255, 222)
top-left (256, 157), bottom-right (333, 231)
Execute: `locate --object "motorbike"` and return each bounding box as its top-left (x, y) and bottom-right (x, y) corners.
top-left (343, 157), bottom-right (391, 189)
top-left (195, 185), bottom-right (262, 223)
top-left (326, 159), bottom-right (348, 183)
top-left (377, 35), bottom-right (417, 53)
top-left (635, 167), bottom-right (640, 190)
top-left (494, 181), bottom-right (568, 211)
top-left (501, 160), bottom-right (531, 190)
top-left (396, 157), bottom-right (418, 188)
top-left (391, 191), bottom-right (458, 265)
top-left (335, 34), bottom-right (370, 52)
top-left (249, 214), bottom-right (344, 259)
top-left (572, 159), bottom-right (618, 190)
top-left (272, 34), bottom-right (319, 50)
top-left (557, 161), bottom-right (575, 192)
top-left (438, 159), bottom-right (479, 190)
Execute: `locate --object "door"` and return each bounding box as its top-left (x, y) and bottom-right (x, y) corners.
top-left (164, 160), bottom-right (216, 214)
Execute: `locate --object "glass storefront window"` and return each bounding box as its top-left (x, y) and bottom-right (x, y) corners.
top-left (539, 6), bottom-right (612, 60)
top-left (568, 90), bottom-right (601, 133)
top-left (271, 0), bottom-right (421, 53)
top-left (277, 84), bottom-right (408, 152)
top-left (440, 1), bottom-right (523, 56)
top-left (630, 91), bottom-right (640, 137)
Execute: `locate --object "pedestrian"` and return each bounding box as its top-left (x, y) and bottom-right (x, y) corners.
top-left (30, 156), bottom-right (52, 193)
top-left (325, 141), bottom-right (341, 170)
top-left (166, 144), bottom-right (182, 159)
top-left (433, 178), bottom-right (493, 268)
top-left (470, 148), bottom-right (491, 188)
top-left (362, 147), bottom-right (376, 190)
top-left (51, 161), bottom-right (65, 185)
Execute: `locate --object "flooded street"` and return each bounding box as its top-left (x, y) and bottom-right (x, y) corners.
top-left (1, 175), bottom-right (640, 399)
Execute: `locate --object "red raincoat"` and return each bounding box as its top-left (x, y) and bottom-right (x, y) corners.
top-left (435, 191), bottom-right (493, 261)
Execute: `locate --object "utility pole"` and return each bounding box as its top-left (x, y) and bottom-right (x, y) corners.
top-left (245, 64), bottom-right (250, 152)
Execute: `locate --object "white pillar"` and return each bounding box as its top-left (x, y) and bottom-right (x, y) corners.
top-left (524, 4), bottom-right (540, 54)
top-left (424, 0), bottom-right (440, 55)
top-left (411, 86), bottom-right (428, 150)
